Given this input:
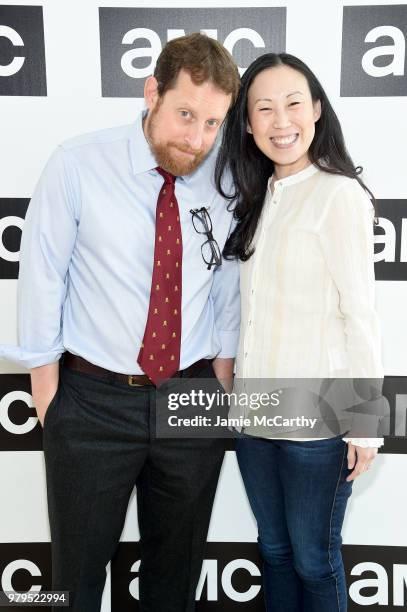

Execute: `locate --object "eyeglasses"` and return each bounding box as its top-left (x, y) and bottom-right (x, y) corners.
top-left (190, 207), bottom-right (222, 270)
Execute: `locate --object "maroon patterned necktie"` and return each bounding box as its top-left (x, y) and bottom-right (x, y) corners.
top-left (137, 167), bottom-right (183, 384)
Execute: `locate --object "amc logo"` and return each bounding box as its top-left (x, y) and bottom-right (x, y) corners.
top-left (1, 544), bottom-right (407, 610)
top-left (0, 375), bottom-right (43, 451)
top-left (98, 7), bottom-right (286, 98)
top-left (342, 545), bottom-right (407, 610)
top-left (111, 542), bottom-right (264, 610)
top-left (111, 542), bottom-right (407, 610)
top-left (374, 200), bottom-right (407, 281)
top-left (382, 377), bottom-right (407, 455)
top-left (0, 199), bottom-right (28, 280)
top-left (341, 5), bottom-right (407, 96)
top-left (0, 5), bottom-right (47, 96)
top-left (0, 544), bottom-right (52, 596)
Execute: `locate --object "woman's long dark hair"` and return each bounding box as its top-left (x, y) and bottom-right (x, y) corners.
top-left (215, 53), bottom-right (376, 261)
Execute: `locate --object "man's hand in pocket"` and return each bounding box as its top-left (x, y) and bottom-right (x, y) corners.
top-left (30, 362), bottom-right (60, 428)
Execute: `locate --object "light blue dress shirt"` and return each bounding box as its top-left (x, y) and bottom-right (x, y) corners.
top-left (1, 112), bottom-right (240, 374)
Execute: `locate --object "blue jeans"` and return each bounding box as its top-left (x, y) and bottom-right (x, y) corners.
top-left (235, 434), bottom-right (353, 612)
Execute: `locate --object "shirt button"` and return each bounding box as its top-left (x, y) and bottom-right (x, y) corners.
top-left (248, 320), bottom-right (252, 326)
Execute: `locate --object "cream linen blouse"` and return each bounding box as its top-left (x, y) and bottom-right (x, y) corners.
top-left (234, 163), bottom-right (384, 447)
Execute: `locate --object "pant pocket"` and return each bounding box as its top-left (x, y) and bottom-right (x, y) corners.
top-left (43, 385), bottom-right (61, 429)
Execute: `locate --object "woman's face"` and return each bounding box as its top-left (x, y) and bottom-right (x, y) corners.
top-left (247, 65), bottom-right (321, 179)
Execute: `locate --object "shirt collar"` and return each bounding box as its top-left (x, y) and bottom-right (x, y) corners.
top-left (267, 162), bottom-right (319, 194)
top-left (129, 110), bottom-right (159, 176)
top-left (128, 109), bottom-right (193, 183)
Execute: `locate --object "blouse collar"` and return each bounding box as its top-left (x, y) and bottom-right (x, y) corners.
top-left (267, 163), bottom-right (319, 194)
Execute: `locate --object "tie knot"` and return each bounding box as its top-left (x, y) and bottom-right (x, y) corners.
top-left (156, 167), bottom-right (176, 185)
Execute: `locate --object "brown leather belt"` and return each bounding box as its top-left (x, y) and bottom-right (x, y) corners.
top-left (63, 351), bottom-right (212, 387)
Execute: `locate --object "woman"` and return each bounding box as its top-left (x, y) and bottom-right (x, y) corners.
top-left (216, 53), bottom-right (385, 611)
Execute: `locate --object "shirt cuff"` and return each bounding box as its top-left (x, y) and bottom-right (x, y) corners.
top-left (215, 330), bottom-right (239, 359)
top-left (342, 437), bottom-right (384, 448)
top-left (0, 345), bottom-right (63, 369)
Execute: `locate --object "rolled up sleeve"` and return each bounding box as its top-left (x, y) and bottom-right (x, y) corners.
top-left (342, 437), bottom-right (384, 447)
top-left (2, 147), bottom-right (79, 369)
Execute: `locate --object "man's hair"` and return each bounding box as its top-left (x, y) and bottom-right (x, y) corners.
top-left (154, 33), bottom-right (240, 105)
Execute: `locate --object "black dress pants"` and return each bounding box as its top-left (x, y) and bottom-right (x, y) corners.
top-left (42, 360), bottom-right (226, 612)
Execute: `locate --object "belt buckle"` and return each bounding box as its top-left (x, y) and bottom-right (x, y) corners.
top-left (128, 375), bottom-right (143, 387)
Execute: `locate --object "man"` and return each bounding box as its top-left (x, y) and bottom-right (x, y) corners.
top-left (4, 34), bottom-right (240, 611)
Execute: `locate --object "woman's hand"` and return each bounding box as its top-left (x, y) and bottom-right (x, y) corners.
top-left (346, 442), bottom-right (378, 481)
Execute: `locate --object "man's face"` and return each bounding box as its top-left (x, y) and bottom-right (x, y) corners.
top-left (144, 69), bottom-right (232, 176)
